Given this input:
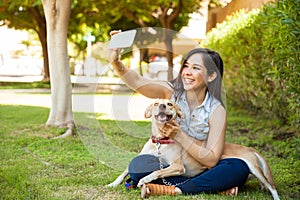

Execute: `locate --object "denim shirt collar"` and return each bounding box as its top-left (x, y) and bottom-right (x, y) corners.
top-left (172, 91), bottom-right (221, 141)
top-left (181, 91), bottom-right (212, 113)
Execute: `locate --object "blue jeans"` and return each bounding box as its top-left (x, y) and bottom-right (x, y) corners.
top-left (128, 154), bottom-right (249, 194)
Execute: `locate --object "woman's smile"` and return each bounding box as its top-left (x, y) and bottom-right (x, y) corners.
top-left (183, 77), bottom-right (195, 84)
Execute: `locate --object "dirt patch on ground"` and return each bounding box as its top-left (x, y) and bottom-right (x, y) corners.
top-left (53, 186), bottom-right (128, 200)
top-left (272, 131), bottom-right (297, 140)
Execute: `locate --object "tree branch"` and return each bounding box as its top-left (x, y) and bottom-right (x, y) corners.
top-left (154, 0), bottom-right (183, 28)
top-left (123, 8), bottom-right (147, 27)
top-left (28, 6), bottom-right (46, 33)
top-left (167, 0), bottom-right (182, 24)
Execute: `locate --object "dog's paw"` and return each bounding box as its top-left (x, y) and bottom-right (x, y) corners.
top-left (137, 173), bottom-right (157, 187)
top-left (137, 179), bottom-right (147, 188)
top-left (106, 182), bottom-right (118, 188)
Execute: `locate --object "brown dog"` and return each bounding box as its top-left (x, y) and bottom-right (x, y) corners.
top-left (107, 99), bottom-right (280, 200)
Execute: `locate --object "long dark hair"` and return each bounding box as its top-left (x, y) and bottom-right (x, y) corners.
top-left (171, 48), bottom-right (225, 106)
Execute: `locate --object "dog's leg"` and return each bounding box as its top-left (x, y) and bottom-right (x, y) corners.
top-left (106, 168), bottom-right (129, 187)
top-left (137, 158), bottom-right (185, 187)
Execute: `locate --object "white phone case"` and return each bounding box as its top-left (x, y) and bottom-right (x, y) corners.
top-left (108, 30), bottom-right (137, 49)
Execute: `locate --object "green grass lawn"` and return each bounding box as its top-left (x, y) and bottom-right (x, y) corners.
top-left (0, 105), bottom-right (299, 199)
top-left (0, 82), bottom-right (51, 89)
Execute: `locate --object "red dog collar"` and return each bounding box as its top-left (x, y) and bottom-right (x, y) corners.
top-left (151, 135), bottom-right (175, 144)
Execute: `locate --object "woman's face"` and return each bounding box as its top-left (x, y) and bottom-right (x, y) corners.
top-left (181, 53), bottom-right (210, 92)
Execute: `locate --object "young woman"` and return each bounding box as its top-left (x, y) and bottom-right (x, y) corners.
top-left (109, 31), bottom-right (249, 198)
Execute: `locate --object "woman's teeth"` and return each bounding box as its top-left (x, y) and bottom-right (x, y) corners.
top-left (184, 78), bottom-right (194, 83)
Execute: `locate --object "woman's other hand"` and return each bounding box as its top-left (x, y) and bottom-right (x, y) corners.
top-left (109, 30), bottom-right (122, 36)
top-left (109, 30), bottom-right (122, 63)
top-left (161, 120), bottom-right (180, 139)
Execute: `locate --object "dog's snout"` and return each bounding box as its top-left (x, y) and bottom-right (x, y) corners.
top-left (159, 104), bottom-right (166, 110)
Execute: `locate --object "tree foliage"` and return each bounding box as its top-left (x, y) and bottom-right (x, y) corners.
top-left (100, 0), bottom-right (204, 80)
top-left (0, 0), bottom-right (208, 80)
top-left (202, 0), bottom-right (300, 129)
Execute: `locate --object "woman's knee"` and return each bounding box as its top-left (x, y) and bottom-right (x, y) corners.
top-left (128, 154), bottom-right (162, 183)
top-left (223, 158), bottom-right (250, 185)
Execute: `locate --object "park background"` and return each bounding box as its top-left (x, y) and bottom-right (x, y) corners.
top-left (0, 0), bottom-right (299, 199)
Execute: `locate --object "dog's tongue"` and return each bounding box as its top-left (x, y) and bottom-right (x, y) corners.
top-left (158, 113), bottom-right (167, 121)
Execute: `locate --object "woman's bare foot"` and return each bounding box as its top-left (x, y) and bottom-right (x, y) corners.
top-left (229, 186), bottom-right (238, 195)
top-left (220, 186), bottom-right (238, 196)
top-left (141, 184), bottom-right (150, 198)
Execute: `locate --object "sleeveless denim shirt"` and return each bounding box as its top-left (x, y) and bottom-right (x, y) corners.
top-left (171, 92), bottom-right (221, 141)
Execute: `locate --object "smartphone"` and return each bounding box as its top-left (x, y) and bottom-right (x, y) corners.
top-left (108, 30), bottom-right (137, 49)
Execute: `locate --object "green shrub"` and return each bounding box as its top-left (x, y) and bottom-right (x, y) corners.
top-left (202, 0), bottom-right (300, 129)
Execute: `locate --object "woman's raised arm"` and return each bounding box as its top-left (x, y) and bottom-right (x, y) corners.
top-left (109, 36), bottom-right (173, 99)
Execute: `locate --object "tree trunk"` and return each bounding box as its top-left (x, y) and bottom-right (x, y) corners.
top-left (163, 29), bottom-right (174, 81)
top-left (37, 23), bottom-right (50, 81)
top-left (29, 6), bottom-right (50, 81)
top-left (42, 0), bottom-right (75, 138)
top-left (199, 0), bottom-right (210, 31)
top-left (139, 49), bottom-right (143, 76)
top-left (157, 0), bottom-right (182, 81)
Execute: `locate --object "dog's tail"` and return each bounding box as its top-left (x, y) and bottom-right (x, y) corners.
top-left (245, 148), bottom-right (280, 200)
top-left (254, 151), bottom-right (275, 187)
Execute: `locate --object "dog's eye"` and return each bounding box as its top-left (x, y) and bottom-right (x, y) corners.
top-left (167, 102), bottom-right (173, 106)
top-left (154, 103), bottom-right (159, 106)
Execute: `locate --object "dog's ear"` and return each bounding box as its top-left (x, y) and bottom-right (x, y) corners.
top-left (175, 104), bottom-right (185, 119)
top-left (144, 104), bottom-right (153, 118)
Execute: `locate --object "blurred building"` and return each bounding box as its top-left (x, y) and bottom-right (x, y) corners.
top-left (207, 0), bottom-right (275, 32)
top-left (0, 25), bottom-right (43, 76)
